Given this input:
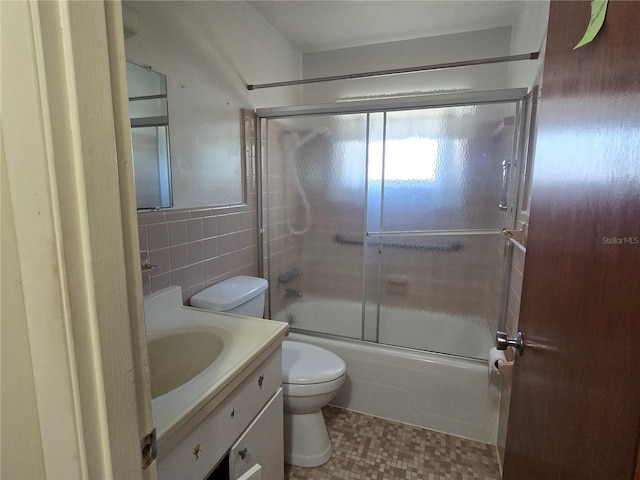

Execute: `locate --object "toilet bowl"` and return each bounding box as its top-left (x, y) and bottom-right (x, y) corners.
top-left (190, 276), bottom-right (347, 467)
top-left (281, 340), bottom-right (345, 467)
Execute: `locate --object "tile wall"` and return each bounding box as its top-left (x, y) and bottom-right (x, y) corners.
top-left (139, 110), bottom-right (260, 305)
top-left (496, 234), bottom-right (526, 467)
top-left (261, 119), bottom-right (305, 317)
top-left (261, 119), bottom-right (368, 317)
top-left (505, 245), bottom-right (526, 336)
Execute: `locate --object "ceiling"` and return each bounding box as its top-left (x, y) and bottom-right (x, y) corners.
top-left (247, 1), bottom-right (528, 54)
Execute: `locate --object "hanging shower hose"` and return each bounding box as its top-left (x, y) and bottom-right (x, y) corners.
top-left (284, 132), bottom-right (317, 236)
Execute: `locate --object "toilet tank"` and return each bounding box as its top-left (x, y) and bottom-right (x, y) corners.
top-left (190, 276), bottom-right (268, 318)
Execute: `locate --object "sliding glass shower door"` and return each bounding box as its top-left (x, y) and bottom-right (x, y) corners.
top-left (263, 113), bottom-right (369, 339)
top-left (365, 104), bottom-right (520, 359)
top-left (262, 92), bottom-right (524, 361)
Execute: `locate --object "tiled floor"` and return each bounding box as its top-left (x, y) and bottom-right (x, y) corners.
top-left (284, 406), bottom-right (501, 480)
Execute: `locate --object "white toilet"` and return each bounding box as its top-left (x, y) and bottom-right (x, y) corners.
top-left (190, 276), bottom-right (346, 468)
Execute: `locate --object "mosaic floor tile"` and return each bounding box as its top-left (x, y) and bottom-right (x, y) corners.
top-left (284, 406), bottom-right (501, 480)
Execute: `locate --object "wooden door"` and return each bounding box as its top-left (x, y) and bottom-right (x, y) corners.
top-left (503, 1), bottom-right (640, 479)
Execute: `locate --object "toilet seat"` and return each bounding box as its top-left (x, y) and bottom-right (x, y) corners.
top-left (282, 341), bottom-right (346, 385)
top-left (282, 374), bottom-right (345, 397)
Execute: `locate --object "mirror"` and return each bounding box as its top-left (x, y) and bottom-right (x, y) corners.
top-left (123, 2), bottom-right (257, 211)
top-left (126, 62), bottom-right (173, 210)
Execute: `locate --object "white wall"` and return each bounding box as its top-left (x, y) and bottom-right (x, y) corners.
top-left (302, 27), bottom-right (513, 104)
top-left (508, 0), bottom-right (550, 89)
top-left (124, 1), bottom-right (302, 208)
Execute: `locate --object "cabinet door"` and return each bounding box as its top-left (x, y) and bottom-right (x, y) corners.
top-left (230, 388), bottom-right (283, 480)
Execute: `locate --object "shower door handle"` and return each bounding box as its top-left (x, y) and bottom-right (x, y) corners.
top-left (496, 330), bottom-right (523, 356)
top-left (499, 160), bottom-right (511, 211)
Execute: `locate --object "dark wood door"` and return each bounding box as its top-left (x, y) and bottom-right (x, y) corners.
top-left (503, 1), bottom-right (640, 479)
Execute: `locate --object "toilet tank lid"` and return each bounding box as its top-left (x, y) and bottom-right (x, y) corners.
top-left (190, 276), bottom-right (268, 312)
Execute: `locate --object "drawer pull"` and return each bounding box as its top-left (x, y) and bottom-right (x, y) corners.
top-left (231, 408), bottom-right (236, 418)
top-left (238, 448), bottom-right (248, 460)
top-left (193, 443), bottom-right (202, 460)
top-left (258, 374), bottom-right (264, 389)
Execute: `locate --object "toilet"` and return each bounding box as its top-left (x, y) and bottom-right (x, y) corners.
top-left (190, 276), bottom-right (346, 468)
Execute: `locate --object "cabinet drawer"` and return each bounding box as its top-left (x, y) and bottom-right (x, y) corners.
top-left (158, 349), bottom-right (282, 480)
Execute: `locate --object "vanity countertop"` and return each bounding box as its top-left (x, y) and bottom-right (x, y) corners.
top-left (144, 286), bottom-right (288, 447)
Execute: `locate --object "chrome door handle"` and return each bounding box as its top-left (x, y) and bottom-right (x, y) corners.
top-left (499, 160), bottom-right (511, 211)
top-left (496, 330), bottom-right (523, 356)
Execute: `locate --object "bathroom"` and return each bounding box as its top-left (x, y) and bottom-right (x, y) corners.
top-left (125, 0), bottom-right (543, 476)
top-left (3, 1), bottom-right (640, 479)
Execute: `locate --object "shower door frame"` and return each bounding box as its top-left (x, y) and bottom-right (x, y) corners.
top-left (257, 88), bottom-right (530, 358)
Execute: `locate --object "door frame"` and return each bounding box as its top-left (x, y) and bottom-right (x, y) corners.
top-left (2, 1), bottom-right (154, 478)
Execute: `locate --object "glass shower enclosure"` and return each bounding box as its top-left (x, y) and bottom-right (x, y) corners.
top-left (259, 90), bottom-right (527, 361)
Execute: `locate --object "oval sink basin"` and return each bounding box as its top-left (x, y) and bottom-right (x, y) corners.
top-left (148, 329), bottom-right (224, 399)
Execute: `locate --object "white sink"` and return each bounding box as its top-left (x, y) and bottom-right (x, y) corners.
top-left (148, 328), bottom-right (224, 399)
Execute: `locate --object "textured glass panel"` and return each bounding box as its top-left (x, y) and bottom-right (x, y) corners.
top-left (362, 112), bottom-right (385, 342)
top-left (375, 233), bottom-right (504, 359)
top-left (265, 114), bottom-right (368, 339)
top-left (379, 103), bottom-right (518, 232)
top-left (262, 99), bottom-right (523, 360)
top-left (366, 112), bottom-right (385, 233)
top-left (362, 237), bottom-right (381, 342)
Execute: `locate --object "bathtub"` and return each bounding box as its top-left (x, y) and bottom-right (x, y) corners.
top-left (275, 298), bottom-right (501, 444)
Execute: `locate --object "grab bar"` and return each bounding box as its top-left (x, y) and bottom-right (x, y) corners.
top-left (284, 288), bottom-right (302, 299)
top-left (334, 234), bottom-right (464, 253)
top-left (278, 268), bottom-right (299, 284)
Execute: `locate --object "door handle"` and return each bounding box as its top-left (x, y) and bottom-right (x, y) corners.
top-left (496, 330), bottom-right (523, 356)
top-left (499, 160), bottom-right (511, 211)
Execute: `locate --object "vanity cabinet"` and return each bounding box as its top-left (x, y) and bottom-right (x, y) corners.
top-left (157, 348), bottom-right (284, 480)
